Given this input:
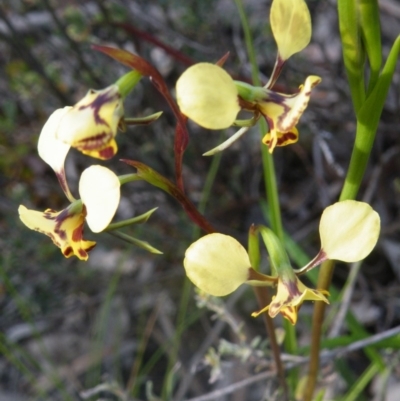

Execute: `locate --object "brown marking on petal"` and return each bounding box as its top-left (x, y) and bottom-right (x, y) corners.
top-left (273, 301), bottom-right (282, 309)
top-left (46, 232), bottom-right (56, 242)
top-left (287, 280), bottom-right (302, 298)
top-left (268, 300), bottom-right (282, 317)
top-left (75, 132), bottom-right (111, 151)
top-left (55, 208), bottom-right (70, 222)
top-left (239, 97), bottom-right (259, 111)
top-left (265, 91), bottom-right (285, 104)
top-left (72, 225), bottom-right (84, 242)
top-left (79, 91), bottom-right (121, 127)
top-left (56, 229), bottom-right (67, 241)
top-left (63, 246), bottom-right (73, 257)
top-left (276, 132), bottom-right (298, 146)
top-left (78, 248), bottom-right (88, 258)
top-left (98, 146), bottom-right (115, 159)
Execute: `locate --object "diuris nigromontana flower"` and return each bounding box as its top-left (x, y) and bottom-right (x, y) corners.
top-left (183, 201), bottom-right (380, 324)
top-left (38, 71), bottom-right (142, 201)
top-left (38, 86), bottom-right (123, 202)
top-left (251, 273), bottom-right (329, 325)
top-left (39, 84), bottom-right (123, 167)
top-left (175, 62), bottom-right (320, 154)
top-left (257, 75), bottom-right (321, 151)
top-left (18, 165), bottom-right (121, 261)
top-left (175, 0), bottom-right (317, 154)
top-left (56, 84), bottom-right (124, 160)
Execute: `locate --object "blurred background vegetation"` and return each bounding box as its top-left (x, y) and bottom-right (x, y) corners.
top-left (1, 0), bottom-right (400, 400)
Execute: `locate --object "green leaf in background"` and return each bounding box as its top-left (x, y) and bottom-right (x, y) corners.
top-left (341, 35), bottom-right (400, 201)
top-left (359, 0), bottom-right (382, 94)
top-left (109, 230), bottom-right (163, 254)
top-left (338, 0), bottom-right (366, 113)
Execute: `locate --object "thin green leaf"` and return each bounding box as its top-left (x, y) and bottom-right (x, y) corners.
top-left (342, 363), bottom-right (380, 401)
top-left (338, 0), bottom-right (366, 113)
top-left (341, 35), bottom-right (400, 201)
top-left (110, 230), bottom-right (163, 254)
top-left (359, 0), bottom-right (382, 94)
top-left (105, 208), bottom-right (158, 231)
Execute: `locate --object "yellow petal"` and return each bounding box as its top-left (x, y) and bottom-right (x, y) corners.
top-left (176, 63), bottom-right (240, 130)
top-left (184, 233), bottom-right (251, 296)
top-left (258, 76), bottom-right (320, 136)
top-left (319, 200), bottom-right (380, 262)
top-left (262, 127), bottom-right (299, 152)
top-left (38, 107), bottom-right (72, 174)
top-left (80, 138), bottom-right (118, 160)
top-left (57, 85), bottom-right (123, 159)
top-left (79, 165), bottom-right (121, 233)
top-left (18, 204), bottom-right (96, 261)
top-left (270, 0), bottom-right (311, 61)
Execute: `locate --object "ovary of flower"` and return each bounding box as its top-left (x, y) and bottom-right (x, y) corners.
top-left (259, 75), bottom-right (321, 152)
top-left (270, 0), bottom-right (311, 61)
top-left (176, 63), bottom-right (240, 130)
top-left (56, 85), bottom-right (123, 160)
top-left (184, 233), bottom-right (251, 296)
top-left (252, 275), bottom-right (329, 325)
top-left (18, 165), bottom-right (121, 260)
top-left (319, 200), bottom-right (380, 262)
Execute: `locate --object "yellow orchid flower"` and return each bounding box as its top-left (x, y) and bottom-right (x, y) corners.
top-left (18, 165), bottom-right (121, 260)
top-left (175, 0), bottom-right (316, 155)
top-left (56, 84), bottom-right (123, 160)
top-left (38, 86), bottom-right (122, 201)
top-left (46, 85), bottom-right (123, 161)
top-left (259, 75), bottom-right (321, 152)
top-left (38, 71), bottom-right (142, 202)
top-left (175, 62), bottom-right (320, 154)
top-left (182, 202), bottom-right (380, 324)
top-left (252, 274), bottom-right (329, 325)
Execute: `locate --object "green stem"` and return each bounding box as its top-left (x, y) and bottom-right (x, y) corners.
top-left (303, 118), bottom-right (377, 399)
top-left (115, 70), bottom-right (142, 98)
top-left (234, 0), bottom-right (290, 398)
top-left (118, 173), bottom-right (142, 185)
top-left (303, 26), bottom-right (400, 401)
